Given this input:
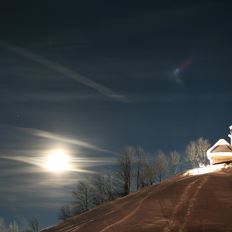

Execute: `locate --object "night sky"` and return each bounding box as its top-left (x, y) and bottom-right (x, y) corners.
top-left (1, 0), bottom-right (232, 228)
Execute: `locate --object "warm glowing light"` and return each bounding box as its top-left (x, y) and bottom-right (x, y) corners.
top-left (45, 150), bottom-right (71, 173)
top-left (185, 163), bottom-right (226, 176)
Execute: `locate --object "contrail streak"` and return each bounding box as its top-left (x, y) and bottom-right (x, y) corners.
top-left (0, 39), bottom-right (130, 102)
top-left (18, 127), bottom-right (116, 155)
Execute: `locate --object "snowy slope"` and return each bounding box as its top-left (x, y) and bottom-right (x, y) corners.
top-left (41, 165), bottom-right (232, 232)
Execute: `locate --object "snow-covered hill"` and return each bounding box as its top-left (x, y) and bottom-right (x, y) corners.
top-left (41, 164), bottom-right (232, 232)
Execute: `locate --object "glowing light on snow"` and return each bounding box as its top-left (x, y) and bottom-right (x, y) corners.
top-left (185, 163), bottom-right (226, 176)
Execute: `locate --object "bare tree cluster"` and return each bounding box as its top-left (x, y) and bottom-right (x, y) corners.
top-left (58, 205), bottom-right (72, 221)
top-left (186, 137), bottom-right (210, 168)
top-left (0, 217), bottom-right (39, 232)
top-left (117, 147), bottom-right (182, 194)
top-left (59, 173), bottom-right (119, 221)
top-left (93, 173), bottom-right (116, 203)
top-left (59, 137), bottom-right (210, 221)
top-left (72, 181), bottom-right (94, 213)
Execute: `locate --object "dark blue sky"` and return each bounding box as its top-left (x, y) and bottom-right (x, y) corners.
top-left (0, 0), bottom-right (232, 229)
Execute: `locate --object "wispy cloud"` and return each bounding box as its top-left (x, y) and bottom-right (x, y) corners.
top-left (0, 156), bottom-right (98, 177)
top-left (18, 127), bottom-right (116, 154)
top-left (0, 39), bottom-right (130, 103)
top-left (0, 125), bottom-right (116, 177)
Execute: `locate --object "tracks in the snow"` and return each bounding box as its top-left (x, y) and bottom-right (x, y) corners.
top-left (165, 175), bottom-right (209, 232)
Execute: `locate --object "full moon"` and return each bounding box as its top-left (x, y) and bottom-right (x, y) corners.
top-left (45, 150), bottom-right (71, 173)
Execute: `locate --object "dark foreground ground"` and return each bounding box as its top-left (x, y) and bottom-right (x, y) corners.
top-left (41, 167), bottom-right (232, 232)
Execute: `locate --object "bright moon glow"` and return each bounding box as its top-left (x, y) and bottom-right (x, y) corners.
top-left (45, 150), bottom-right (71, 173)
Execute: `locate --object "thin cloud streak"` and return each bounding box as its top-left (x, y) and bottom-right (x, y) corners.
top-left (0, 156), bottom-right (96, 175)
top-left (0, 165), bottom-right (42, 177)
top-left (18, 127), bottom-right (116, 155)
top-left (0, 39), bottom-right (130, 103)
top-left (1, 155), bottom-right (44, 168)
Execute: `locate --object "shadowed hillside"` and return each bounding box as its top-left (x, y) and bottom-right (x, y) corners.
top-left (41, 166), bottom-right (232, 232)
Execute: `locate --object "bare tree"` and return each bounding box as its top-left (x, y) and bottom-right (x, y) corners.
top-left (28, 217), bottom-right (39, 232)
top-left (59, 174), bottom-right (117, 219)
top-left (93, 173), bottom-right (115, 204)
top-left (72, 181), bottom-right (94, 214)
top-left (134, 146), bottom-right (148, 190)
top-left (168, 151), bottom-right (180, 175)
top-left (0, 218), bottom-right (7, 232)
top-left (117, 146), bottom-right (135, 195)
top-left (186, 137), bottom-right (210, 168)
top-left (154, 150), bottom-right (168, 182)
top-left (143, 161), bottom-right (156, 186)
top-left (8, 221), bottom-right (19, 232)
top-left (58, 205), bottom-right (72, 221)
